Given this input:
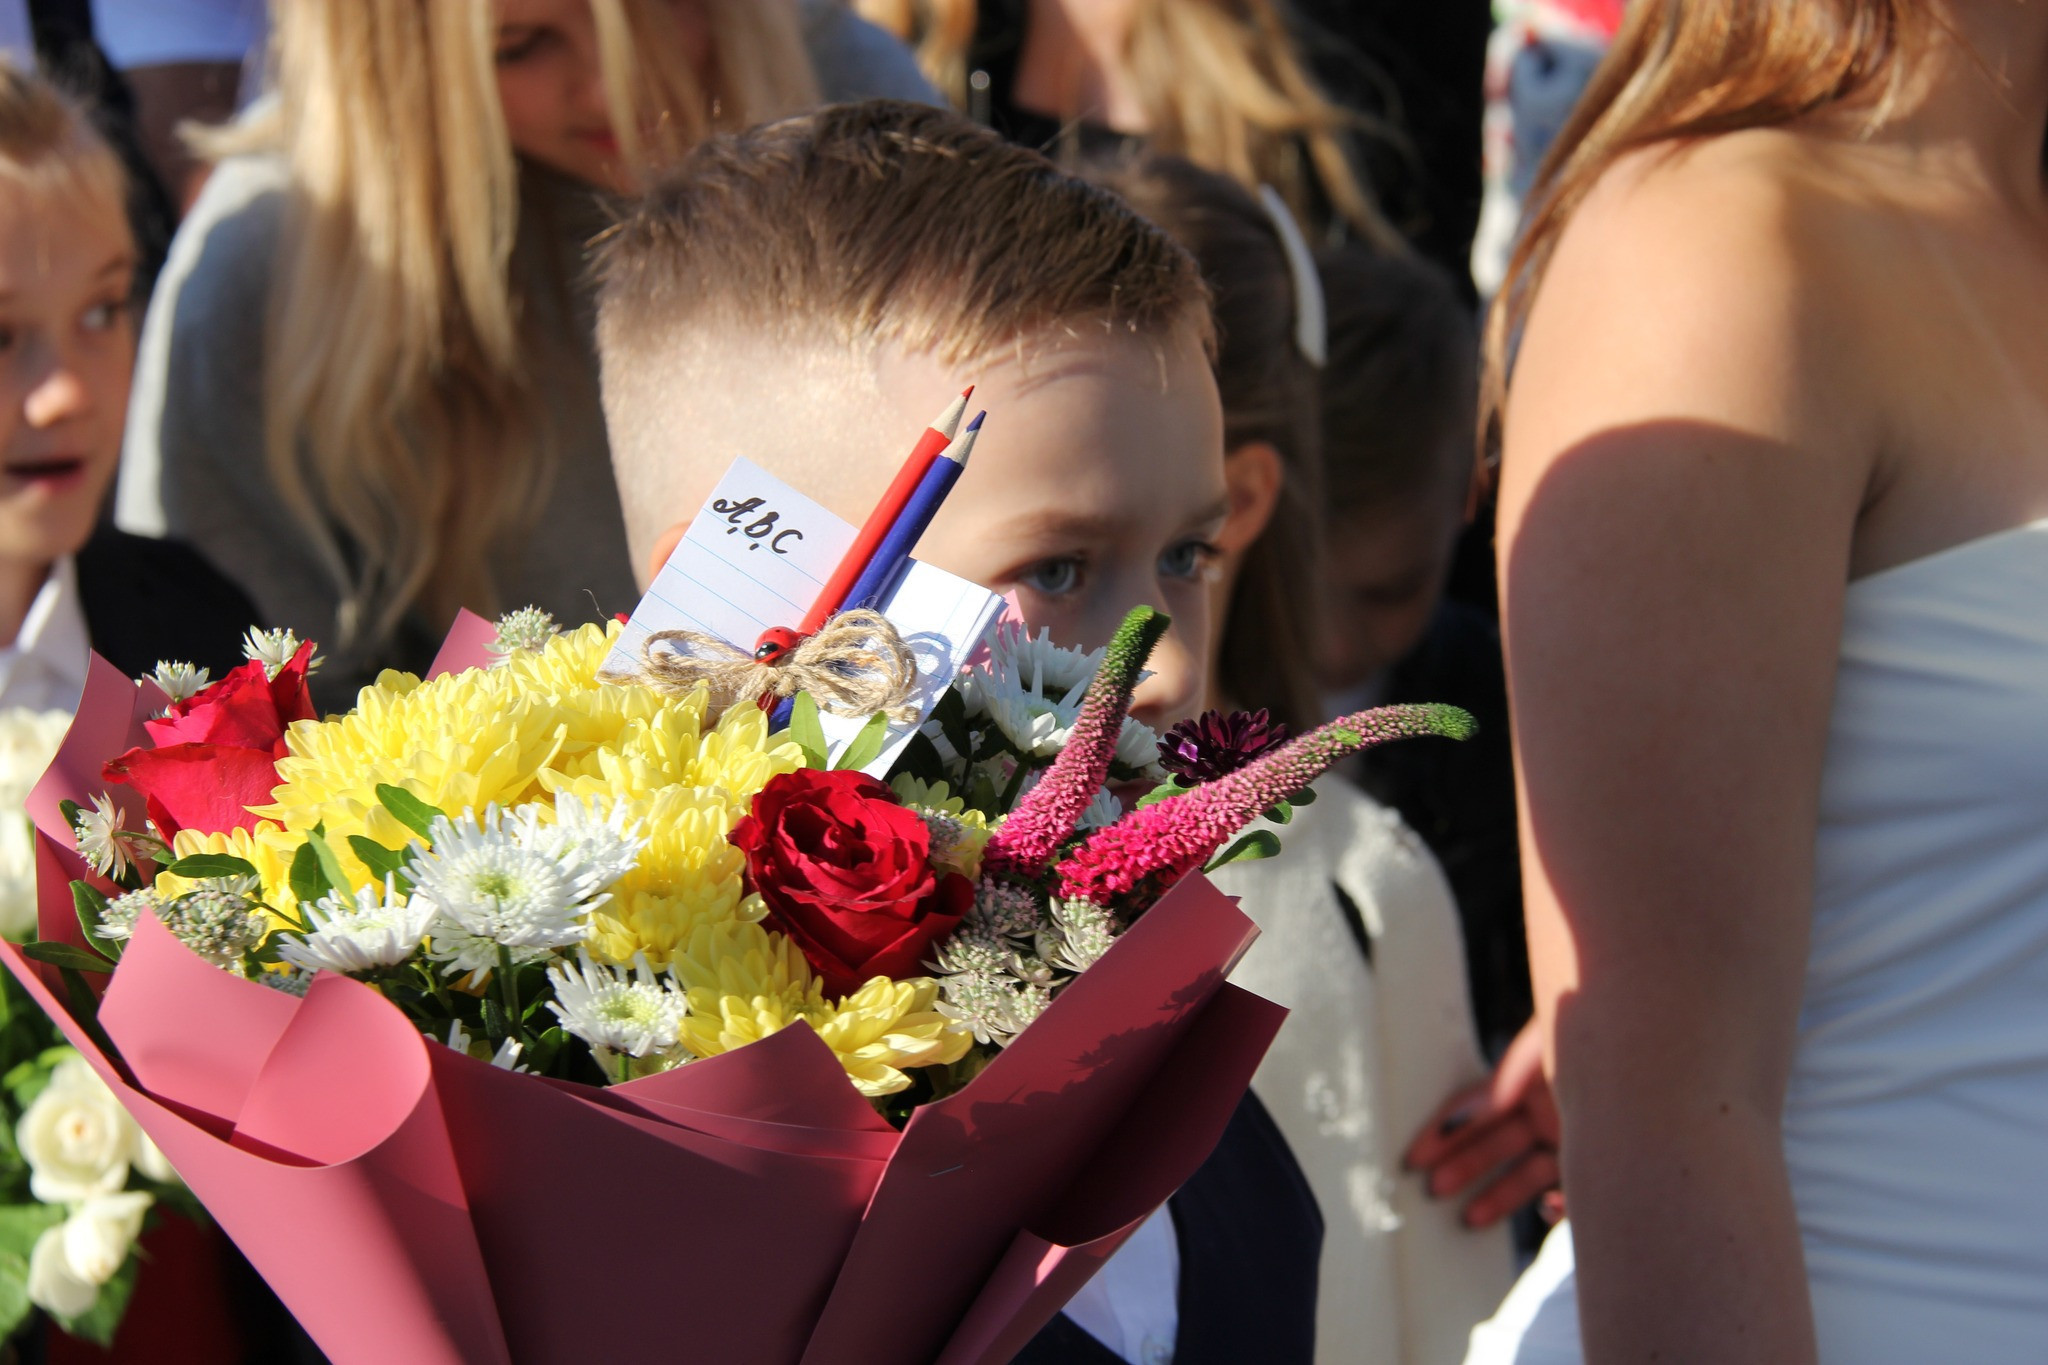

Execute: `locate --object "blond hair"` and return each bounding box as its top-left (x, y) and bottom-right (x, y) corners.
top-left (0, 62), bottom-right (128, 245)
top-left (596, 101), bottom-right (1211, 370)
top-left (853, 0), bottom-right (1398, 249)
top-left (211, 0), bottom-right (817, 652)
top-left (1481, 0), bottom-right (1930, 439)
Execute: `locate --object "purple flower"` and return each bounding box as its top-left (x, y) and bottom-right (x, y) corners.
top-left (1156, 709), bottom-right (1291, 783)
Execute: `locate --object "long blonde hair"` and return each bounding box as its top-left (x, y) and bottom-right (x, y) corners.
top-left (217, 0), bottom-right (816, 654)
top-left (854, 0), bottom-right (1399, 249)
top-left (1481, 1), bottom-right (1932, 438)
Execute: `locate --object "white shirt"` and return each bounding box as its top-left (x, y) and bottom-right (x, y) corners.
top-left (0, 558), bottom-right (91, 715)
top-left (1063, 1204), bottom-right (1179, 1365)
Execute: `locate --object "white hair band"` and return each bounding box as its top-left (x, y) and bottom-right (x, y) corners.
top-left (1256, 184), bottom-right (1327, 368)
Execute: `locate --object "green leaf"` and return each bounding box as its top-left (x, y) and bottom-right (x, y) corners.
top-left (347, 836), bottom-right (409, 886)
top-left (1205, 829), bottom-right (1282, 871)
top-left (1261, 801), bottom-right (1293, 826)
top-left (21, 942), bottom-right (111, 973)
top-left (1134, 781), bottom-right (1184, 811)
top-left (374, 784), bottom-right (444, 841)
top-left (163, 853), bottom-right (258, 882)
top-left (304, 832), bottom-right (350, 904)
top-left (788, 692), bottom-right (828, 769)
top-left (931, 687), bottom-right (973, 763)
top-left (0, 1204), bottom-right (62, 1260)
top-left (70, 883), bottom-right (119, 962)
top-left (832, 710), bottom-right (891, 772)
top-left (0, 1248), bottom-right (33, 1344)
top-left (885, 731), bottom-right (946, 789)
top-left (481, 996), bottom-right (510, 1049)
top-left (1288, 785), bottom-right (1317, 806)
top-left (56, 799), bottom-right (79, 833)
top-left (287, 841), bottom-right (329, 905)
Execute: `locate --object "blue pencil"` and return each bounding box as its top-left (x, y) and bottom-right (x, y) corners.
top-left (770, 412), bottom-right (983, 732)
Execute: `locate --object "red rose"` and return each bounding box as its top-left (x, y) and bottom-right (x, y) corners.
top-left (102, 642), bottom-right (316, 839)
top-left (730, 769), bottom-right (971, 999)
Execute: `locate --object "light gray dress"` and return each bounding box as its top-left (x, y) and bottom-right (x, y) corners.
top-left (117, 5), bottom-right (936, 706)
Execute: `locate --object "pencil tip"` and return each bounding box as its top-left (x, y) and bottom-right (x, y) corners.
top-left (934, 390), bottom-right (970, 439)
top-left (961, 384), bottom-right (975, 400)
top-left (965, 410), bottom-right (986, 432)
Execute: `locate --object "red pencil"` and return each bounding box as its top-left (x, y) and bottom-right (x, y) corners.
top-left (797, 386), bottom-right (972, 635)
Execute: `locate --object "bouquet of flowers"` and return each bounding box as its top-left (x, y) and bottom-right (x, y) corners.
top-left (5, 605), bottom-right (1469, 1364)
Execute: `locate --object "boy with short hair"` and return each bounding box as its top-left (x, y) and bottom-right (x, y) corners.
top-left (596, 100), bottom-right (1319, 1363)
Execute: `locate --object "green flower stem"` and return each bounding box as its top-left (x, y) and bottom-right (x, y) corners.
top-left (498, 945), bottom-right (523, 1045)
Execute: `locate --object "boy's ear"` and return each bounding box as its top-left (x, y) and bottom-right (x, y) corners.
top-left (1217, 441), bottom-right (1286, 554)
top-left (644, 520), bottom-right (689, 587)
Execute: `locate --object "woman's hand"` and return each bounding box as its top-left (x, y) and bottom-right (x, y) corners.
top-left (1405, 1020), bottom-right (1561, 1228)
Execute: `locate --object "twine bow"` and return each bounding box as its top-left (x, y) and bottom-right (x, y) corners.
top-left (604, 609), bottom-right (920, 723)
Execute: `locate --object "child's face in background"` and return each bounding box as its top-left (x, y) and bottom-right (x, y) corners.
top-left (1315, 477), bottom-right (1466, 692)
top-left (492, 0), bottom-right (711, 193)
top-left (0, 186), bottom-right (133, 570)
top-left (614, 323), bottom-right (1227, 737)
top-left (915, 328), bottom-right (1227, 736)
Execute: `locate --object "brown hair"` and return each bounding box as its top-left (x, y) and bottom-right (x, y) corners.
top-left (595, 100), bottom-right (1212, 367)
top-left (1320, 243), bottom-right (1474, 511)
top-left (0, 61), bottom-right (127, 239)
top-left (850, 0), bottom-right (1400, 248)
top-left (1083, 153), bottom-right (1321, 730)
top-left (1481, 0), bottom-right (1930, 435)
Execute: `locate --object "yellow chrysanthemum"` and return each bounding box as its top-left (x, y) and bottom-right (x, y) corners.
top-left (809, 975), bottom-right (973, 1096)
top-left (669, 917), bottom-right (969, 1096)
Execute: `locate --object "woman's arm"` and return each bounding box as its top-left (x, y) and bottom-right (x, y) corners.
top-left (1499, 139), bottom-right (1874, 1365)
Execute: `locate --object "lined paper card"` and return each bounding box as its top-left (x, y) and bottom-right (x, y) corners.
top-left (606, 457), bottom-right (1003, 775)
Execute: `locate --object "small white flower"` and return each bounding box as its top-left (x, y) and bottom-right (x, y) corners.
top-left (276, 878), bottom-right (436, 975)
top-left (18, 1059), bottom-right (133, 1204)
top-left (131, 1130), bottom-right (176, 1185)
top-left (487, 606), bottom-right (559, 662)
top-left (489, 1038), bottom-right (528, 1072)
top-left (145, 660), bottom-right (210, 705)
top-left (242, 626), bottom-right (319, 679)
top-left (59, 1190), bottom-right (152, 1285)
top-left (546, 951), bottom-right (687, 1059)
top-left (95, 888), bottom-right (162, 944)
top-left (258, 967), bottom-right (314, 997)
top-left (413, 803), bottom-right (634, 977)
top-left (158, 882), bottom-right (269, 968)
top-left (0, 709), bottom-right (68, 938)
top-left (27, 1223), bottom-right (98, 1318)
top-left (72, 794), bottom-right (135, 882)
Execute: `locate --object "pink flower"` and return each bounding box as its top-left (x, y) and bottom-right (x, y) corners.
top-left (1057, 704), bottom-right (1476, 910)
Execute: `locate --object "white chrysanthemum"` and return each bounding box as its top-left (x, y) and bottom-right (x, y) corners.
top-left (145, 661), bottom-right (210, 705)
top-left (982, 686), bottom-right (1083, 758)
top-left (487, 606), bottom-right (559, 662)
top-left (441, 1022), bottom-right (529, 1071)
top-left (95, 888), bottom-right (163, 943)
top-left (1076, 786), bottom-right (1123, 829)
top-left (508, 794), bottom-right (644, 889)
top-left (72, 794), bottom-right (134, 881)
top-left (547, 951), bottom-right (687, 1059)
top-left (964, 626), bottom-right (1103, 711)
top-left (1113, 715), bottom-right (1162, 774)
top-left (412, 805), bottom-right (622, 976)
top-left (242, 626), bottom-right (318, 678)
top-left (276, 878), bottom-right (436, 975)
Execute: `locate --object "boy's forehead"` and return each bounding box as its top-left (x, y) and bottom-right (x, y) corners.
top-left (631, 322), bottom-right (1221, 527)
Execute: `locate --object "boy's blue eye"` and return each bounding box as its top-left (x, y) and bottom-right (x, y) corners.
top-left (1019, 557), bottom-right (1082, 596)
top-left (1159, 539), bottom-right (1219, 580)
top-left (81, 301), bottom-right (121, 332)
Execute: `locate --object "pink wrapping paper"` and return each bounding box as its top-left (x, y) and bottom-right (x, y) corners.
top-left (7, 657), bottom-right (1285, 1363)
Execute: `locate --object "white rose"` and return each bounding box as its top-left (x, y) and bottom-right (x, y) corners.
top-left (59, 1191), bottom-right (151, 1285)
top-left (0, 812), bottom-right (38, 941)
top-left (26, 1224), bottom-right (98, 1318)
top-left (18, 1059), bottom-right (132, 1204)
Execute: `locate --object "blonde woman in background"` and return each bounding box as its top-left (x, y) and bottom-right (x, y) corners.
top-left (117, 0), bottom-right (932, 704)
top-left (855, 0), bottom-right (1399, 248)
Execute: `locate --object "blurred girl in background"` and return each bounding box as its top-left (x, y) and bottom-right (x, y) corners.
top-left (118, 0), bottom-right (925, 705)
top-left (856, 0), bottom-right (1399, 248)
top-left (1089, 153), bottom-right (1514, 1364)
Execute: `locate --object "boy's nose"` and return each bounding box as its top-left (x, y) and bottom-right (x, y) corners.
top-left (1127, 615), bottom-right (1205, 737)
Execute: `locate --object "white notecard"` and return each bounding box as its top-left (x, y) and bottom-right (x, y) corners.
top-left (605, 457), bottom-right (1003, 775)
